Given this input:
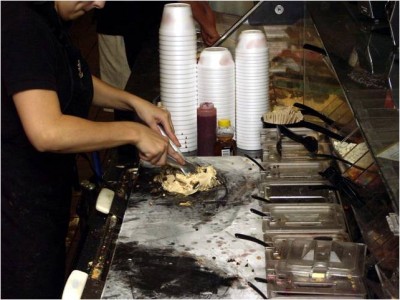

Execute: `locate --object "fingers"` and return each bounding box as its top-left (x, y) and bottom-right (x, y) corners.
top-left (157, 110), bottom-right (182, 148)
top-left (139, 145), bottom-right (168, 166)
top-left (140, 102), bottom-right (181, 148)
top-left (137, 103), bottom-right (185, 164)
top-left (137, 128), bottom-right (169, 166)
top-left (167, 144), bottom-right (186, 165)
top-left (201, 32), bottom-right (220, 46)
top-left (156, 124), bottom-right (186, 166)
top-left (138, 132), bottom-right (186, 167)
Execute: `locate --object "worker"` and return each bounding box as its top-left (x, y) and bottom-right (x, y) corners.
top-left (1, 1), bottom-right (184, 298)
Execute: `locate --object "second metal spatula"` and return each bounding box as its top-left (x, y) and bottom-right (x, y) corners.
top-left (158, 126), bottom-right (197, 175)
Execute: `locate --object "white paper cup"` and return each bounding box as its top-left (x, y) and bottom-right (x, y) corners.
top-left (235, 49), bottom-right (269, 56)
top-left (198, 80), bottom-right (235, 88)
top-left (236, 76), bottom-right (269, 83)
top-left (236, 66), bottom-right (269, 74)
top-left (236, 67), bottom-right (268, 74)
top-left (159, 35), bottom-right (197, 42)
top-left (160, 62), bottom-right (196, 70)
top-left (159, 3), bottom-right (196, 36)
top-left (198, 47), bottom-right (234, 68)
top-left (236, 29), bottom-right (268, 52)
top-left (236, 112), bottom-right (268, 119)
top-left (161, 95), bottom-right (196, 102)
top-left (161, 92), bottom-right (197, 99)
top-left (236, 118), bottom-right (264, 125)
top-left (236, 86), bottom-right (268, 93)
top-left (236, 135), bottom-right (261, 142)
top-left (162, 96), bottom-right (197, 104)
top-left (197, 65), bottom-right (235, 73)
top-left (197, 71), bottom-right (235, 79)
top-left (235, 50), bottom-right (269, 57)
top-left (198, 95), bottom-right (235, 102)
top-left (236, 137), bottom-right (262, 144)
top-left (173, 126), bottom-right (197, 133)
top-left (236, 144), bottom-right (261, 150)
top-left (159, 38), bottom-right (196, 45)
top-left (236, 92), bottom-right (268, 97)
top-left (160, 76), bottom-right (196, 85)
top-left (159, 46), bottom-right (197, 53)
top-left (160, 57), bottom-right (196, 65)
top-left (161, 85), bottom-right (197, 92)
top-left (236, 59), bottom-right (269, 65)
top-left (198, 91), bottom-right (235, 98)
top-left (236, 101), bottom-right (267, 108)
top-left (160, 69), bottom-right (196, 76)
top-left (236, 131), bottom-right (262, 138)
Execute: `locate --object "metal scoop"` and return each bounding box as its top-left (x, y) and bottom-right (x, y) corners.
top-left (158, 126), bottom-right (197, 175)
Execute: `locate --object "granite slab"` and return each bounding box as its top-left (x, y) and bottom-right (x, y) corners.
top-left (101, 156), bottom-right (268, 299)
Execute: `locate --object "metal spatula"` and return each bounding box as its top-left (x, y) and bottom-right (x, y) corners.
top-left (158, 126), bottom-right (197, 175)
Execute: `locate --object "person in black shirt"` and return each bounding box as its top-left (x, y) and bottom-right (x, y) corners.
top-left (1, 1), bottom-right (185, 298)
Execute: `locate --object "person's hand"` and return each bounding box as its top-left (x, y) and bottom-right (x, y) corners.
top-left (90, 77), bottom-right (186, 166)
top-left (200, 23), bottom-right (220, 46)
top-left (187, 1), bottom-right (220, 46)
top-left (134, 123), bottom-right (187, 166)
top-left (134, 124), bottom-right (169, 165)
top-left (132, 99), bottom-right (185, 165)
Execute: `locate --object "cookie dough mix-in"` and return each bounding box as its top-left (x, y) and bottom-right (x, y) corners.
top-left (154, 165), bottom-right (220, 196)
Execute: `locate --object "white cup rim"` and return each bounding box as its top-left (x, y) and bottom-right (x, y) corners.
top-left (159, 35), bottom-right (196, 41)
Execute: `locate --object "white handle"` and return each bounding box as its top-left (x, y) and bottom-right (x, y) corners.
top-left (95, 188), bottom-right (115, 214)
top-left (62, 270), bottom-right (88, 300)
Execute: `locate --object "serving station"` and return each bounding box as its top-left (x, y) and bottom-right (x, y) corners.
top-left (65, 1), bottom-right (398, 299)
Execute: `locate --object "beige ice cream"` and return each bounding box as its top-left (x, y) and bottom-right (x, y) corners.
top-left (154, 165), bottom-right (220, 196)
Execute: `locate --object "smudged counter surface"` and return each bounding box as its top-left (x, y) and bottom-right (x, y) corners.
top-left (101, 156), bottom-right (266, 299)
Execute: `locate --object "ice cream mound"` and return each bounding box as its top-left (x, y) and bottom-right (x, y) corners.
top-left (154, 165), bottom-right (220, 196)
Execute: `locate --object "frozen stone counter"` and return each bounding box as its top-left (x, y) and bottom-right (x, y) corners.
top-left (102, 156), bottom-right (267, 299)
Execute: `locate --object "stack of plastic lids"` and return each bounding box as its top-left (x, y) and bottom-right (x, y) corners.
top-left (159, 3), bottom-right (197, 153)
top-left (197, 47), bottom-right (235, 127)
top-left (235, 29), bottom-right (269, 151)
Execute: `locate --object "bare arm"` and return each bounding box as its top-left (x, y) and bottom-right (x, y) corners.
top-left (91, 76), bottom-right (177, 141)
top-left (12, 87), bottom-right (184, 165)
top-left (185, 1), bottom-right (219, 46)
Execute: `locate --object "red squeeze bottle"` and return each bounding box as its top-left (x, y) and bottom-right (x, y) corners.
top-left (197, 102), bottom-right (217, 156)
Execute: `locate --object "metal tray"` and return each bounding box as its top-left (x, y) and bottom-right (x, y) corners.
top-left (265, 240), bottom-right (367, 298)
top-left (260, 160), bottom-right (330, 181)
top-left (259, 181), bottom-right (339, 203)
top-left (264, 232), bottom-right (350, 246)
top-left (261, 203), bottom-right (347, 233)
top-left (261, 127), bottom-right (331, 162)
top-left (261, 127), bottom-right (326, 142)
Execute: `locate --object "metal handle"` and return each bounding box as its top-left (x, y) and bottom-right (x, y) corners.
top-left (211, 1), bottom-right (265, 47)
top-left (158, 125), bottom-right (184, 156)
top-left (293, 102), bottom-right (335, 126)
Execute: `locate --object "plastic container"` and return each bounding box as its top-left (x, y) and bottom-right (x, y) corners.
top-left (214, 119), bottom-right (237, 156)
top-left (197, 102), bottom-right (216, 156)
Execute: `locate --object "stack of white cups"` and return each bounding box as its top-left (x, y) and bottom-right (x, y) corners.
top-left (159, 3), bottom-right (197, 153)
top-left (235, 29), bottom-right (270, 151)
top-left (197, 47), bottom-right (235, 126)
